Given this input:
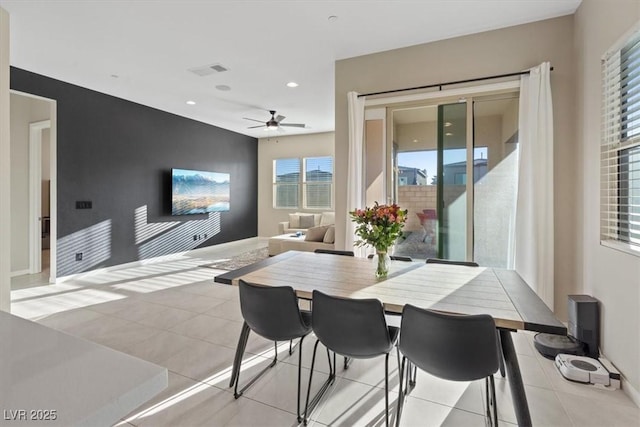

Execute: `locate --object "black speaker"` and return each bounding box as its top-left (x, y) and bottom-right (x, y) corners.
top-left (568, 295), bottom-right (599, 358)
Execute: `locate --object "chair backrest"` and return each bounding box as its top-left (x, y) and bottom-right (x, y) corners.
top-left (239, 280), bottom-right (311, 341)
top-left (367, 254), bottom-right (413, 262)
top-left (425, 258), bottom-right (479, 267)
top-left (314, 249), bottom-right (355, 256)
top-left (312, 290), bottom-right (393, 358)
top-left (399, 304), bottom-right (499, 381)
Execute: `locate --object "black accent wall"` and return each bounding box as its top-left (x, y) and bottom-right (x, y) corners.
top-left (11, 67), bottom-right (258, 277)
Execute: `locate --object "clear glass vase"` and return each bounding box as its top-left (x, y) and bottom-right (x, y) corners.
top-left (375, 251), bottom-right (391, 279)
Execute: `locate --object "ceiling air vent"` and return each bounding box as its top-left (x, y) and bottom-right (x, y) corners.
top-left (188, 63), bottom-right (229, 77)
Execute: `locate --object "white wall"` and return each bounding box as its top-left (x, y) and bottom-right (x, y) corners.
top-left (257, 132), bottom-right (334, 237)
top-left (0, 6), bottom-right (10, 312)
top-left (574, 0), bottom-right (640, 400)
top-left (9, 94), bottom-right (51, 274)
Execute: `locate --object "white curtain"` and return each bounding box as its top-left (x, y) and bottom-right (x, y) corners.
top-left (345, 91), bottom-right (366, 255)
top-left (515, 62), bottom-right (554, 309)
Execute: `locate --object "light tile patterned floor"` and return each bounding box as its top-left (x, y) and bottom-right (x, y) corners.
top-left (10, 238), bottom-right (640, 426)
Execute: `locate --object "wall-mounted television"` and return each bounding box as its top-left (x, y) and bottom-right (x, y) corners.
top-left (171, 168), bottom-right (230, 215)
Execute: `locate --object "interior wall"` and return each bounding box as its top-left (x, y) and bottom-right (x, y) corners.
top-left (9, 93), bottom-right (50, 274)
top-left (10, 67), bottom-right (258, 278)
top-left (335, 15), bottom-right (576, 320)
top-left (574, 0), bottom-right (640, 399)
top-left (257, 132), bottom-right (334, 237)
top-left (0, 6), bottom-right (10, 312)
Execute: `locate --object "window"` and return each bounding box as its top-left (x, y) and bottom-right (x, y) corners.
top-left (304, 156), bottom-right (333, 209)
top-left (273, 156), bottom-right (333, 209)
top-left (273, 158), bottom-right (300, 209)
top-left (602, 27), bottom-right (640, 253)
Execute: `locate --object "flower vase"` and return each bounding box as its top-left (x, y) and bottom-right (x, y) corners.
top-left (375, 251), bottom-right (391, 279)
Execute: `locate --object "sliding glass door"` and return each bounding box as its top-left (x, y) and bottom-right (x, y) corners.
top-left (390, 92), bottom-right (519, 265)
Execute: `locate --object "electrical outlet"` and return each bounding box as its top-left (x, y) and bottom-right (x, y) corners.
top-left (193, 235), bottom-right (198, 241)
top-left (204, 233), bottom-right (207, 239)
top-left (76, 201), bottom-right (92, 209)
top-left (75, 252), bottom-right (83, 261)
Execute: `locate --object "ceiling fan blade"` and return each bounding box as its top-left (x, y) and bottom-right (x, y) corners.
top-left (279, 123), bottom-right (306, 128)
top-left (275, 115), bottom-right (286, 123)
top-left (247, 125), bottom-right (266, 129)
top-left (243, 117), bottom-right (265, 123)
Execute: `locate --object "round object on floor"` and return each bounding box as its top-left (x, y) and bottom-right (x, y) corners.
top-left (533, 333), bottom-right (585, 359)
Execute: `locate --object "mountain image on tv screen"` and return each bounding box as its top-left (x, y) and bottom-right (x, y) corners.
top-left (172, 168), bottom-right (230, 215)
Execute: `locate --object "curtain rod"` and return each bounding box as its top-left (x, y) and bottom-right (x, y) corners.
top-left (357, 67), bottom-right (554, 98)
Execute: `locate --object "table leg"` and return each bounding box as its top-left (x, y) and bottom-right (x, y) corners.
top-left (499, 329), bottom-right (532, 427)
top-left (229, 322), bottom-right (251, 388)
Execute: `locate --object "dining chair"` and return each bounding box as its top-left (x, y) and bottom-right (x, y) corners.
top-left (314, 249), bottom-right (355, 256)
top-left (396, 305), bottom-right (500, 426)
top-left (367, 254), bottom-right (413, 262)
top-left (234, 279), bottom-right (313, 422)
top-left (424, 257), bottom-right (506, 377)
top-left (303, 290), bottom-right (399, 426)
top-left (425, 257), bottom-right (479, 266)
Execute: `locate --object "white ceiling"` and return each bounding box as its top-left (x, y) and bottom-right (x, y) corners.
top-left (0, 0), bottom-right (581, 139)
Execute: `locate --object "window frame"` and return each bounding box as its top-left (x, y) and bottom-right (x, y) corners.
top-left (272, 156), bottom-right (334, 210)
top-left (601, 22), bottom-right (640, 256)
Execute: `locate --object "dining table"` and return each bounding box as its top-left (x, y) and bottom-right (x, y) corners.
top-left (214, 250), bottom-right (566, 427)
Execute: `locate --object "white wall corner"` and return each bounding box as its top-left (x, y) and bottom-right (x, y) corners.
top-left (622, 376), bottom-right (640, 409)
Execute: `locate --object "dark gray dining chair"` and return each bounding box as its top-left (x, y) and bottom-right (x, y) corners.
top-left (314, 249), bottom-right (355, 256)
top-left (234, 279), bottom-right (312, 422)
top-left (425, 257), bottom-right (479, 266)
top-left (303, 290), bottom-right (399, 426)
top-left (368, 254), bottom-right (413, 262)
top-left (424, 257), bottom-right (506, 377)
top-left (396, 305), bottom-right (500, 426)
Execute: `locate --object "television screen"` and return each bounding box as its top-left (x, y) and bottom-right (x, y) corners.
top-left (171, 168), bottom-right (230, 215)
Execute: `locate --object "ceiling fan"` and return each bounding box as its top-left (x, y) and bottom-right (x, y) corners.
top-left (243, 110), bottom-right (305, 130)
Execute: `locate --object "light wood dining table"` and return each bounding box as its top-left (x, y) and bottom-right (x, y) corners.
top-left (215, 251), bottom-right (566, 426)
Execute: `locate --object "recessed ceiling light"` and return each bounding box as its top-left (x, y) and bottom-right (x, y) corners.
top-left (110, 74), bottom-right (119, 78)
top-left (186, 100), bottom-right (196, 105)
top-left (413, 139), bottom-right (418, 143)
top-left (444, 122), bottom-right (452, 127)
top-left (215, 84), bottom-right (231, 91)
top-left (328, 15), bottom-right (338, 21)
top-left (286, 82), bottom-right (299, 88)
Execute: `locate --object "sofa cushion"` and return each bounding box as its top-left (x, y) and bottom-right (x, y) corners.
top-left (320, 211), bottom-right (335, 226)
top-left (305, 225), bottom-right (330, 242)
top-left (299, 214), bottom-right (315, 229)
top-left (288, 213), bottom-right (301, 228)
top-left (323, 225), bottom-right (335, 243)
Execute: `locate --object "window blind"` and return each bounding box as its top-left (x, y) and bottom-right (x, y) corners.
top-left (273, 158), bottom-right (300, 208)
top-left (602, 29), bottom-right (640, 251)
top-left (304, 156), bottom-right (333, 209)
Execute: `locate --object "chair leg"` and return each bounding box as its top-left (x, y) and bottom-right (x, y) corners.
top-left (303, 340), bottom-right (336, 425)
top-left (234, 340), bottom-right (278, 399)
top-left (229, 322), bottom-right (251, 388)
top-left (296, 335), bottom-right (306, 423)
top-left (485, 375), bottom-right (498, 426)
top-left (384, 353), bottom-right (390, 427)
top-left (344, 356), bottom-right (350, 369)
top-left (396, 356), bottom-right (406, 427)
top-left (290, 339), bottom-right (293, 355)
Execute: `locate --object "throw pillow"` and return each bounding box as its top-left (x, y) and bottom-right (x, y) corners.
top-left (323, 225), bottom-right (335, 243)
top-left (320, 211), bottom-right (335, 226)
top-left (299, 214), bottom-right (315, 229)
top-left (305, 225), bottom-right (330, 242)
top-left (288, 213), bottom-right (301, 228)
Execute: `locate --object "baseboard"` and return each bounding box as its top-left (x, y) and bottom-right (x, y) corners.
top-left (622, 376), bottom-right (640, 408)
top-left (54, 237), bottom-right (262, 283)
top-left (10, 269), bottom-right (30, 277)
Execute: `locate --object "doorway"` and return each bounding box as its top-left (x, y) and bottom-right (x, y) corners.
top-left (389, 92), bottom-right (519, 265)
top-left (10, 91), bottom-right (57, 288)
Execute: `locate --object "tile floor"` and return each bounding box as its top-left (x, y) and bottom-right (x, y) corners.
top-left (10, 238), bottom-right (640, 426)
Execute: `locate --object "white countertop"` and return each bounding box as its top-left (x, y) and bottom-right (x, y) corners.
top-left (0, 311), bottom-right (167, 426)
